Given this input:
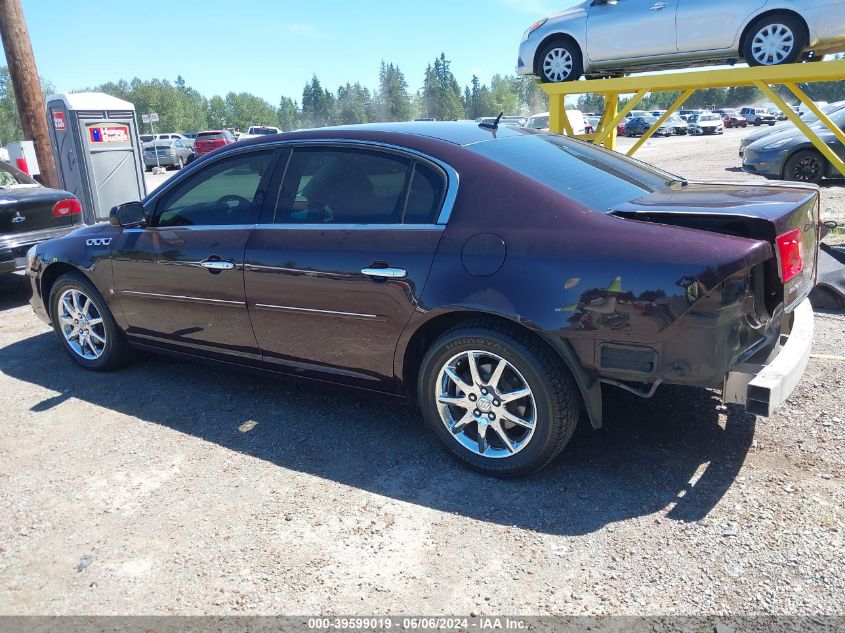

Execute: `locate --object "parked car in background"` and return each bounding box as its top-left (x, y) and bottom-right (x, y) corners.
top-left (25, 122), bottom-right (819, 476)
top-left (716, 109), bottom-right (749, 128)
top-left (739, 100), bottom-right (845, 158)
top-left (586, 115), bottom-right (601, 133)
top-left (517, 0), bottom-right (845, 82)
top-left (689, 113), bottom-right (725, 135)
top-left (740, 107), bottom-right (777, 126)
top-left (500, 116), bottom-right (528, 127)
top-left (142, 139), bottom-right (194, 171)
top-left (523, 111), bottom-right (587, 135)
top-left (665, 113), bottom-right (689, 135)
top-left (679, 109), bottom-right (704, 122)
top-left (743, 106), bottom-right (845, 183)
top-left (616, 120), bottom-right (627, 136)
top-left (0, 160), bottom-right (82, 275)
top-left (238, 126), bottom-right (283, 141)
top-left (193, 130), bottom-right (236, 156)
top-left (139, 134), bottom-right (154, 144)
top-left (625, 115), bottom-right (673, 137)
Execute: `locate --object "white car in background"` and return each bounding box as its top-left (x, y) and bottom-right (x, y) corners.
top-left (524, 110), bottom-right (587, 135)
top-left (518, 0), bottom-right (845, 83)
top-left (237, 125), bottom-right (282, 141)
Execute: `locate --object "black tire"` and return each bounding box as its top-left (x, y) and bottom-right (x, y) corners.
top-left (754, 118), bottom-right (762, 126)
top-left (175, 156), bottom-right (184, 170)
top-left (743, 14), bottom-right (806, 67)
top-left (49, 272), bottom-right (130, 371)
top-left (418, 320), bottom-right (581, 477)
top-left (783, 149), bottom-right (826, 184)
top-left (810, 286), bottom-right (844, 311)
top-left (537, 38), bottom-right (583, 83)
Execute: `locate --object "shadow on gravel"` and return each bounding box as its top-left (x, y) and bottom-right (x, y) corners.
top-left (0, 273), bottom-right (28, 312)
top-left (0, 331), bottom-right (755, 536)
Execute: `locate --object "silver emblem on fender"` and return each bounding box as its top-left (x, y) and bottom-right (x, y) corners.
top-left (11, 212), bottom-right (25, 224)
top-left (86, 238), bottom-right (112, 247)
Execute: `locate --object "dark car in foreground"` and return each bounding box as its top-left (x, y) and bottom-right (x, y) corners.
top-left (0, 160), bottom-right (82, 274)
top-left (743, 106), bottom-right (845, 183)
top-left (26, 123), bottom-right (818, 476)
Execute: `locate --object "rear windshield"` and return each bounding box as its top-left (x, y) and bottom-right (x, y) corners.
top-left (0, 159), bottom-right (36, 187)
top-left (196, 132), bottom-right (224, 140)
top-left (467, 133), bottom-right (676, 211)
top-left (250, 127), bottom-right (277, 135)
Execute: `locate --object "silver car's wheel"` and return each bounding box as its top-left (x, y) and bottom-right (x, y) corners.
top-left (435, 350), bottom-right (537, 458)
top-left (543, 48), bottom-right (573, 83)
top-left (744, 15), bottom-right (805, 67)
top-left (751, 23), bottom-right (794, 65)
top-left (57, 288), bottom-right (107, 360)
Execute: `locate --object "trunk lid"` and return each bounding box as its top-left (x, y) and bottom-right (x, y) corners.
top-left (0, 186), bottom-right (80, 236)
top-left (610, 181), bottom-right (820, 312)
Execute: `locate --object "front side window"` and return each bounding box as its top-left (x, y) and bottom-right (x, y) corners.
top-left (275, 147), bottom-right (412, 224)
top-left (153, 150), bottom-right (274, 227)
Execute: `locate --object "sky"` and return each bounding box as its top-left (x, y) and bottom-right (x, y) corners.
top-left (5, 0), bottom-right (578, 104)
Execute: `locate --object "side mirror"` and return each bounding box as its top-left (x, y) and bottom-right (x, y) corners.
top-left (110, 201), bottom-right (146, 228)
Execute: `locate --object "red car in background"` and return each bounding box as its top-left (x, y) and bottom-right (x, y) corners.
top-left (717, 109), bottom-right (749, 128)
top-left (193, 130), bottom-right (236, 156)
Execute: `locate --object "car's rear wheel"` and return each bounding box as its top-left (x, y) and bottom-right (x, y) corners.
top-left (537, 39), bottom-right (583, 83)
top-left (744, 14), bottom-right (806, 67)
top-left (418, 321), bottom-right (580, 477)
top-left (783, 149), bottom-right (825, 184)
top-left (49, 273), bottom-right (130, 371)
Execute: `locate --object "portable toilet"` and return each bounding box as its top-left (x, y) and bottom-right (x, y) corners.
top-left (45, 92), bottom-right (147, 224)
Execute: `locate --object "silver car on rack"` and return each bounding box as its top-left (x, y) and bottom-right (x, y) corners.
top-left (517, 0), bottom-right (845, 83)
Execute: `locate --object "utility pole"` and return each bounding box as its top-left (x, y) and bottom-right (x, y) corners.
top-left (0, 0), bottom-right (59, 188)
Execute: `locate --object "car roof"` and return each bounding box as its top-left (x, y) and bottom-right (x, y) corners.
top-left (248, 122), bottom-right (536, 147)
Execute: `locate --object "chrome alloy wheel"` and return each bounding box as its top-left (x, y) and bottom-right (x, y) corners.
top-left (751, 23), bottom-right (795, 65)
top-left (57, 288), bottom-right (106, 360)
top-left (435, 350), bottom-right (537, 458)
top-left (543, 48), bottom-right (573, 82)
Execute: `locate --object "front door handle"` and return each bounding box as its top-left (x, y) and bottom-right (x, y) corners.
top-left (361, 267), bottom-right (407, 279)
top-left (201, 259), bottom-right (236, 271)
top-left (650, 2), bottom-right (669, 9)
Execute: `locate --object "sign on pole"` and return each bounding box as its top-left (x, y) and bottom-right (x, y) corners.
top-left (141, 113), bottom-right (159, 124)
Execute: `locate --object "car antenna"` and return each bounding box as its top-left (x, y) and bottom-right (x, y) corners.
top-left (479, 112), bottom-right (504, 131)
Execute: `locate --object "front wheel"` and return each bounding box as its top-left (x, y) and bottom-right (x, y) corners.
top-left (744, 14), bottom-right (806, 67)
top-left (418, 322), bottom-right (580, 477)
top-left (537, 39), bottom-right (583, 83)
top-left (783, 149), bottom-right (825, 184)
top-left (49, 273), bottom-right (130, 371)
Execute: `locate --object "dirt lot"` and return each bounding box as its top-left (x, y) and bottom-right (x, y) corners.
top-left (0, 128), bottom-right (843, 616)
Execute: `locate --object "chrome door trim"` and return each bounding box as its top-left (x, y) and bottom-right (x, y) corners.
top-left (254, 303), bottom-right (380, 319)
top-left (121, 290), bottom-right (246, 307)
top-left (142, 139), bottom-right (460, 225)
top-left (251, 223), bottom-right (446, 231)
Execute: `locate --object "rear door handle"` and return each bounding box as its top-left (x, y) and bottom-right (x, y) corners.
top-left (650, 2), bottom-right (669, 9)
top-left (361, 267), bottom-right (407, 279)
top-left (201, 259), bottom-right (236, 271)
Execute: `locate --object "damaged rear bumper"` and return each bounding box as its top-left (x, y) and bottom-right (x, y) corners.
top-left (723, 299), bottom-right (814, 417)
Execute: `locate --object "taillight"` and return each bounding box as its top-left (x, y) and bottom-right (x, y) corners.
top-left (776, 228), bottom-right (804, 283)
top-left (52, 198), bottom-right (82, 217)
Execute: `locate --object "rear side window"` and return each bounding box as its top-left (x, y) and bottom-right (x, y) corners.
top-left (404, 163), bottom-right (446, 224)
top-left (153, 150), bottom-right (274, 227)
top-left (467, 133), bottom-right (675, 211)
top-left (275, 147), bottom-right (411, 224)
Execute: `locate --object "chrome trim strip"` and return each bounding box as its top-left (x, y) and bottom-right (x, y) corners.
top-left (142, 138), bottom-right (460, 225)
top-left (251, 223), bottom-right (445, 231)
top-left (122, 225), bottom-right (256, 233)
top-left (121, 290), bottom-right (245, 306)
top-left (254, 303), bottom-right (379, 319)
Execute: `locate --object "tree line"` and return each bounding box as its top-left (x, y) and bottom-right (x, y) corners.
top-left (1, 52), bottom-right (844, 144)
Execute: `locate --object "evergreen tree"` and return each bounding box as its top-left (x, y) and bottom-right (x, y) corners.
top-left (376, 61), bottom-right (412, 122)
top-left (422, 53), bottom-right (465, 121)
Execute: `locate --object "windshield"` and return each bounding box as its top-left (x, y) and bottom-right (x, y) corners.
top-left (700, 114), bottom-right (720, 122)
top-left (467, 133), bottom-right (678, 212)
top-left (666, 114), bottom-right (684, 123)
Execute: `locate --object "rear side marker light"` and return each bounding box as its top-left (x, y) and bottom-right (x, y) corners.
top-left (52, 198), bottom-right (82, 217)
top-left (776, 228), bottom-right (804, 283)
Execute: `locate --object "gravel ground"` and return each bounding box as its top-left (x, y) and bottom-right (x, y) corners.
top-left (0, 130), bottom-right (843, 617)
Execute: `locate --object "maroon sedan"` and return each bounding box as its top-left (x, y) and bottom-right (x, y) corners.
top-left (26, 123), bottom-right (818, 476)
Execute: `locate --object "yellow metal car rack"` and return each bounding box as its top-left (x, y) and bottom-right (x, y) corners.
top-left (541, 60), bottom-right (845, 177)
